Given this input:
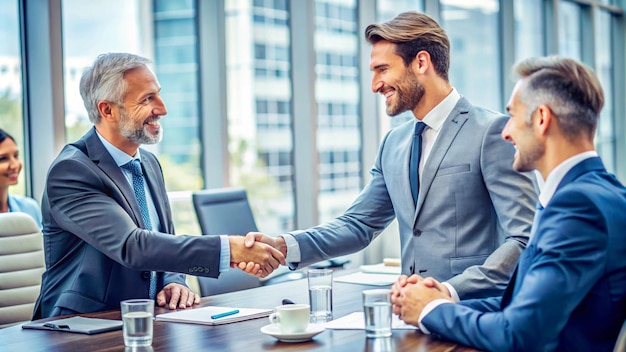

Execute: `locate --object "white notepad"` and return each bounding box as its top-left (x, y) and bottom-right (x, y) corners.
top-left (155, 306), bottom-right (272, 326)
top-left (333, 272), bottom-right (399, 286)
top-left (324, 312), bottom-right (418, 330)
top-left (359, 263), bottom-right (402, 275)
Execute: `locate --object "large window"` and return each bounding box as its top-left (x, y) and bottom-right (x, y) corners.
top-left (0, 0), bottom-right (25, 195)
top-left (9, 0), bottom-right (626, 265)
top-left (315, 0), bottom-right (361, 223)
top-left (558, 1), bottom-right (582, 60)
top-left (514, 0), bottom-right (545, 61)
top-left (225, 0), bottom-right (295, 234)
top-left (442, 0), bottom-right (501, 111)
top-left (594, 9), bottom-right (615, 173)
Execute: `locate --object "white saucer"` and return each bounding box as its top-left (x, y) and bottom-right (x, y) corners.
top-left (260, 324), bottom-right (325, 343)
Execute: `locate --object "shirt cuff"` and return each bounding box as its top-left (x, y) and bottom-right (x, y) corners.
top-left (418, 299), bottom-right (453, 334)
top-left (279, 234), bottom-right (301, 264)
top-left (442, 282), bottom-right (460, 302)
top-left (219, 235), bottom-right (230, 272)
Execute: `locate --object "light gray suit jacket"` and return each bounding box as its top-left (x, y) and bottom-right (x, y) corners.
top-left (290, 98), bottom-right (537, 299)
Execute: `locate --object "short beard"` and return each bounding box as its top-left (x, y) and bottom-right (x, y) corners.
top-left (513, 121), bottom-right (543, 172)
top-left (119, 110), bottom-right (162, 145)
top-left (387, 70), bottom-right (425, 117)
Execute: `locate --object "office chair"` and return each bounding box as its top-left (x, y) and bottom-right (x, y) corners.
top-left (192, 188), bottom-right (263, 296)
top-left (0, 212), bottom-right (45, 328)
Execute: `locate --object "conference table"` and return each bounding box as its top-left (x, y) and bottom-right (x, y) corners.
top-left (0, 273), bottom-right (480, 351)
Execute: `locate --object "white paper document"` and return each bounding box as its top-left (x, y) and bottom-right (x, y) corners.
top-left (155, 306), bottom-right (272, 326)
top-left (333, 271), bottom-right (399, 286)
top-left (324, 312), bottom-right (418, 330)
top-left (359, 263), bottom-right (402, 275)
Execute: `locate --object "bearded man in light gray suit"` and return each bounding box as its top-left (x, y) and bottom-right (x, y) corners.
top-left (244, 12), bottom-right (537, 301)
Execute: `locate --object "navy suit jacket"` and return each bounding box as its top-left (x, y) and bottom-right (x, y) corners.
top-left (34, 128), bottom-right (222, 319)
top-left (422, 157), bottom-right (626, 351)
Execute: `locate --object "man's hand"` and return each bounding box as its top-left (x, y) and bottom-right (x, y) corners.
top-left (421, 276), bottom-right (451, 297)
top-left (243, 232), bottom-right (287, 255)
top-left (229, 235), bottom-right (286, 278)
top-left (396, 277), bottom-right (454, 326)
top-left (234, 232), bottom-right (288, 275)
top-left (156, 283), bottom-right (201, 310)
top-left (391, 274), bottom-right (420, 315)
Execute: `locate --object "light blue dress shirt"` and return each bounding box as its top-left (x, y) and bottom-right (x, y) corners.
top-left (95, 131), bottom-right (230, 271)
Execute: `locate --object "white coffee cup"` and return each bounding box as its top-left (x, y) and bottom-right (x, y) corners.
top-left (268, 303), bottom-right (310, 334)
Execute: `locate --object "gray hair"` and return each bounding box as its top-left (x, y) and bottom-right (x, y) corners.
top-left (79, 53), bottom-right (151, 124)
top-left (513, 56), bottom-right (604, 142)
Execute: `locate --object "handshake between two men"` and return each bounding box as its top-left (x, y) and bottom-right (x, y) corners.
top-left (231, 232), bottom-right (288, 278)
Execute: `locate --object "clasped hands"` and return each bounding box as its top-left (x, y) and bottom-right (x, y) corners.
top-left (229, 232), bottom-right (287, 278)
top-left (390, 274), bottom-right (454, 326)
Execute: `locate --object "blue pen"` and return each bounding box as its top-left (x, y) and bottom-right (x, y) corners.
top-left (211, 309), bottom-right (240, 320)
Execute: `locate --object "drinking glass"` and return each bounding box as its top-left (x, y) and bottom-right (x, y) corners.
top-left (121, 299), bottom-right (154, 347)
top-left (307, 269), bottom-right (333, 323)
top-left (362, 289), bottom-right (392, 338)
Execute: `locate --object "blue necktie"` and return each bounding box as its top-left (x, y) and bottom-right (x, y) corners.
top-left (410, 122), bottom-right (427, 205)
top-left (122, 159), bottom-right (157, 299)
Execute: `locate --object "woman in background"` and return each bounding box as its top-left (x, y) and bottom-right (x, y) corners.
top-left (0, 128), bottom-right (42, 228)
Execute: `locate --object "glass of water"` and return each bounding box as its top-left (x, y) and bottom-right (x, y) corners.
top-left (120, 299), bottom-right (154, 347)
top-left (307, 268), bottom-right (333, 323)
top-left (362, 289), bottom-right (392, 338)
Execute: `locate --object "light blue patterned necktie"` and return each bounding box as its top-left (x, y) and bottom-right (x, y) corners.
top-left (410, 122), bottom-right (427, 205)
top-left (121, 159), bottom-right (157, 299)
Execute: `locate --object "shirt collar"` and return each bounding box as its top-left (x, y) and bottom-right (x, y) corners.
top-left (95, 130), bottom-right (141, 167)
top-left (420, 88), bottom-right (461, 131)
top-left (538, 151), bottom-right (598, 207)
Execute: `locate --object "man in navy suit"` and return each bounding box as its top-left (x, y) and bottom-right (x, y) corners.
top-left (33, 53), bottom-right (284, 319)
top-left (391, 56), bottom-right (626, 351)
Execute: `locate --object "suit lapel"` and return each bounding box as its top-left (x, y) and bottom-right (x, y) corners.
top-left (414, 98), bottom-right (470, 223)
top-left (140, 153), bottom-right (171, 233)
top-left (81, 128), bottom-right (146, 228)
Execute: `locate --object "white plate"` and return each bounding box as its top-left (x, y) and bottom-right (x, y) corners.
top-left (260, 323), bottom-right (325, 343)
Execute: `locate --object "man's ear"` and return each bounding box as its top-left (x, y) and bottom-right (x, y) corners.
top-left (535, 104), bottom-right (552, 135)
top-left (97, 100), bottom-right (115, 121)
top-left (413, 50), bottom-right (430, 75)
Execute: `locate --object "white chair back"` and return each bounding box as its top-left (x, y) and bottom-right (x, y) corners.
top-left (0, 212), bottom-right (45, 328)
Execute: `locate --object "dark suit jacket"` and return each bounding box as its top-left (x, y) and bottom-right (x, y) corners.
top-left (422, 157), bottom-right (626, 351)
top-left (33, 128), bottom-right (222, 319)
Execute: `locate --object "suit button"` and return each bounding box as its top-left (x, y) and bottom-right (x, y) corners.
top-left (142, 271), bottom-right (150, 279)
top-left (409, 265), bottom-right (414, 274)
top-left (413, 229), bottom-right (422, 236)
